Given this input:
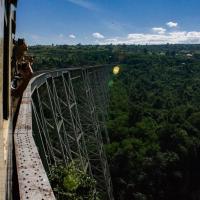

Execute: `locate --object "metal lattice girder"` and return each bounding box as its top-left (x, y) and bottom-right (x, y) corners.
top-left (14, 67), bottom-right (114, 200)
top-left (89, 68), bottom-right (111, 144)
top-left (72, 68), bottom-right (114, 200)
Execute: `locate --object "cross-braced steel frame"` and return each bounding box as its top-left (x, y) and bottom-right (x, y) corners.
top-left (14, 66), bottom-right (114, 200)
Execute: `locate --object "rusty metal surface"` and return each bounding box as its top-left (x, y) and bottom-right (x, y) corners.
top-left (14, 83), bottom-right (55, 200)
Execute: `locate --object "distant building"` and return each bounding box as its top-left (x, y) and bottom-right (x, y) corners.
top-left (186, 53), bottom-right (193, 57)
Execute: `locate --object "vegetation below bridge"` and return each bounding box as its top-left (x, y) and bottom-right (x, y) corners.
top-left (30, 44), bottom-right (200, 200)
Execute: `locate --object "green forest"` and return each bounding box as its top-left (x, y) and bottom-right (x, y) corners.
top-left (30, 44), bottom-right (200, 200)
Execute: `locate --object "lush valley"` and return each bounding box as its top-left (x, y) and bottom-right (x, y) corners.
top-left (29, 44), bottom-right (200, 200)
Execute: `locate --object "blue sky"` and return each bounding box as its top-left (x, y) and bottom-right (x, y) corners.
top-left (16, 0), bottom-right (200, 45)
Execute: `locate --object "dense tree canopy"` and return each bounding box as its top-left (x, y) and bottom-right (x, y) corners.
top-left (106, 47), bottom-right (200, 200)
top-left (30, 44), bottom-right (200, 200)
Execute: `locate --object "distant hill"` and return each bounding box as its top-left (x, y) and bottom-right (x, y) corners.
top-left (29, 44), bottom-right (200, 71)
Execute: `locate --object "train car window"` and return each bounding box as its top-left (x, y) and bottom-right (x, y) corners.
top-left (3, 1), bottom-right (9, 119)
top-left (12, 10), bottom-right (16, 34)
top-left (4, 0), bottom-right (7, 26)
top-left (0, 0), bottom-right (4, 122)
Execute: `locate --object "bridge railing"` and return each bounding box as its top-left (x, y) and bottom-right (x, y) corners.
top-left (14, 66), bottom-right (114, 200)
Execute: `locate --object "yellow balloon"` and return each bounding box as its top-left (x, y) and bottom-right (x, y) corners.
top-left (113, 66), bottom-right (120, 75)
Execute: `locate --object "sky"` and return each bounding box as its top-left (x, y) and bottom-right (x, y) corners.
top-left (16, 0), bottom-right (200, 45)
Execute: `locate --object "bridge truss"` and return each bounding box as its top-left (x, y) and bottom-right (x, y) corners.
top-left (14, 66), bottom-right (114, 200)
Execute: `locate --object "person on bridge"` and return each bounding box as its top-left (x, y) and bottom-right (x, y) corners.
top-left (11, 38), bottom-right (33, 97)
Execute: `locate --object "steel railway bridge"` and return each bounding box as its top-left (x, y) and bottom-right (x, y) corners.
top-left (14, 66), bottom-right (114, 200)
top-left (1, 0), bottom-right (114, 199)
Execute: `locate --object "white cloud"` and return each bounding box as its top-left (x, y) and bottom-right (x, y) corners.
top-left (59, 33), bottom-right (64, 38)
top-left (166, 21), bottom-right (178, 28)
top-left (152, 27), bottom-right (166, 34)
top-left (66, 0), bottom-right (96, 10)
top-left (69, 34), bottom-right (76, 39)
top-left (100, 31), bottom-right (200, 45)
top-left (92, 32), bottom-right (105, 39)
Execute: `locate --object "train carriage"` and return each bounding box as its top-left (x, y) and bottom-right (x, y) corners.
top-left (0, 0), bottom-right (17, 199)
